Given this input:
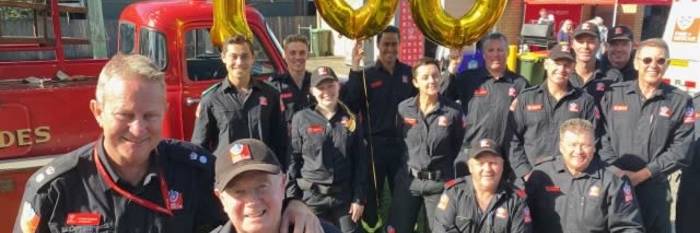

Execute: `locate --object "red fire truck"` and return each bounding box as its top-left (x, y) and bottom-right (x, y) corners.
top-left (0, 0), bottom-right (286, 230)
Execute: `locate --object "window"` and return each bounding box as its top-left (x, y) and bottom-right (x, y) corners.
top-left (139, 28), bottom-right (167, 70)
top-left (118, 23), bottom-right (135, 54)
top-left (184, 28), bottom-right (276, 81)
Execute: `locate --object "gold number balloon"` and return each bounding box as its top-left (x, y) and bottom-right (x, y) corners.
top-left (210, 0), bottom-right (254, 47)
top-left (314, 0), bottom-right (399, 39)
top-left (410, 0), bottom-right (508, 48)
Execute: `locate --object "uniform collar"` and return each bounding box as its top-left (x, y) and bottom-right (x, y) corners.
top-left (625, 80), bottom-right (671, 99)
top-left (539, 81), bottom-right (578, 96)
top-left (221, 77), bottom-right (264, 93)
top-left (553, 155), bottom-right (601, 179)
top-left (476, 67), bottom-right (517, 83)
top-left (312, 103), bottom-right (350, 122)
top-left (405, 96), bottom-right (447, 117)
top-left (96, 138), bottom-right (160, 192)
top-left (371, 59), bottom-right (406, 75)
top-left (274, 71), bottom-right (311, 90)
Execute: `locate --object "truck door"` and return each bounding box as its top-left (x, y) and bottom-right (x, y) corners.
top-left (179, 24), bottom-right (282, 141)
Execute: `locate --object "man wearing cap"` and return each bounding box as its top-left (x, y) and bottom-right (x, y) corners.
top-left (433, 138), bottom-right (532, 233)
top-left (526, 118), bottom-right (644, 233)
top-left (509, 44), bottom-right (597, 187)
top-left (341, 26), bottom-right (415, 229)
top-left (287, 66), bottom-right (368, 233)
top-left (601, 25), bottom-right (638, 82)
top-left (14, 54), bottom-right (320, 233)
top-left (442, 33), bottom-right (529, 177)
top-left (269, 34), bottom-right (313, 125)
top-left (599, 39), bottom-right (695, 233)
top-left (192, 35), bottom-right (287, 166)
top-left (676, 92), bottom-right (700, 233)
top-left (386, 58), bottom-right (465, 232)
top-left (569, 22), bottom-right (623, 104)
top-left (212, 138), bottom-right (341, 233)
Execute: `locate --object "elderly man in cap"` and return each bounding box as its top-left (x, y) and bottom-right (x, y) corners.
top-left (569, 22), bottom-right (623, 104)
top-left (212, 138), bottom-right (341, 233)
top-left (509, 44), bottom-right (597, 187)
top-left (526, 118), bottom-right (644, 233)
top-left (601, 25), bottom-right (638, 81)
top-left (434, 138), bottom-right (532, 233)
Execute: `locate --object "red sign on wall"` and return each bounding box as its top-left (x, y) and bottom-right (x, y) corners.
top-left (398, 0), bottom-right (423, 66)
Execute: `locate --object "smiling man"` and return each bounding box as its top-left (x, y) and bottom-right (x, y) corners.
top-left (601, 25), bottom-right (638, 81)
top-left (269, 34), bottom-right (313, 125)
top-left (569, 22), bottom-right (623, 104)
top-left (526, 119), bottom-right (644, 233)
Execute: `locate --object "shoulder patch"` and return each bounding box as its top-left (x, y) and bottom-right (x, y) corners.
top-left (534, 155), bottom-right (555, 166)
top-left (444, 178), bottom-right (464, 189)
top-left (521, 85), bottom-right (540, 93)
top-left (201, 82), bottom-right (222, 96)
top-left (609, 81), bottom-right (630, 88)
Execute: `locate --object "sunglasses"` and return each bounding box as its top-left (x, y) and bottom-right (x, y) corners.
top-left (637, 57), bottom-right (668, 65)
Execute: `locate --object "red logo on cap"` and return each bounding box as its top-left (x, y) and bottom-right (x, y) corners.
top-left (480, 139), bottom-right (492, 149)
top-left (616, 27), bottom-right (624, 34)
top-left (230, 143), bottom-right (252, 164)
top-left (318, 67), bottom-right (329, 75)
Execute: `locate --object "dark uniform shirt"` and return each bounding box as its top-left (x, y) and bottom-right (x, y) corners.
top-left (340, 61), bottom-right (415, 139)
top-left (433, 177), bottom-right (532, 233)
top-left (599, 80), bottom-right (695, 177)
top-left (525, 156), bottom-right (644, 233)
top-left (398, 96), bottom-right (466, 179)
top-left (442, 68), bottom-right (529, 150)
top-left (191, 78), bottom-right (287, 166)
top-left (569, 65), bottom-right (623, 104)
top-left (286, 104), bottom-right (368, 204)
top-left (14, 139), bottom-right (225, 233)
top-left (268, 72), bottom-right (312, 124)
top-left (509, 83), bottom-right (597, 178)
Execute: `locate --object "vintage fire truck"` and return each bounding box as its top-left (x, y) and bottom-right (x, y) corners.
top-left (0, 0), bottom-right (286, 230)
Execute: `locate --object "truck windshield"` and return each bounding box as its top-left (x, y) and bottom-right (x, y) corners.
top-left (118, 22), bottom-right (135, 54)
top-left (140, 28), bottom-right (167, 70)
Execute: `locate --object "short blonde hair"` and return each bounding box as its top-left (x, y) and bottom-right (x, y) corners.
top-left (96, 53), bottom-right (165, 103)
top-left (559, 118), bottom-right (594, 138)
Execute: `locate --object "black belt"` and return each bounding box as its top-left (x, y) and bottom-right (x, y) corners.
top-left (409, 168), bottom-right (443, 181)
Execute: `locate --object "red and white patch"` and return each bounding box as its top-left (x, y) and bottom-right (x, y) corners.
top-left (596, 82), bottom-right (606, 92)
top-left (317, 67), bottom-right (329, 75)
top-left (496, 207), bottom-right (508, 219)
top-left (683, 106), bottom-right (696, 123)
top-left (461, 115), bottom-right (468, 128)
top-left (474, 87), bottom-right (488, 97)
top-left (307, 124), bottom-right (325, 134)
top-left (404, 117), bottom-right (417, 126)
top-left (280, 92), bottom-right (293, 99)
top-left (526, 104), bottom-right (543, 111)
top-left (589, 185), bottom-right (600, 197)
top-left (20, 202), bottom-right (40, 233)
top-left (66, 212), bottom-right (101, 226)
top-left (168, 190), bottom-right (184, 210)
top-left (230, 143), bottom-right (252, 163)
top-left (593, 107), bottom-right (601, 119)
top-left (508, 87), bottom-right (517, 97)
top-left (523, 207), bottom-right (532, 223)
top-left (437, 194), bottom-right (449, 210)
top-left (341, 116), bottom-right (349, 126)
top-left (438, 116), bottom-right (450, 127)
top-left (509, 99), bottom-right (518, 112)
top-left (259, 96), bottom-right (268, 106)
top-left (387, 225), bottom-right (396, 233)
top-left (613, 104), bottom-right (628, 112)
top-left (623, 183), bottom-right (633, 204)
top-left (545, 185), bottom-right (561, 193)
top-left (402, 75), bottom-right (409, 83)
top-left (370, 80), bottom-right (383, 89)
top-left (480, 139), bottom-right (492, 149)
top-left (568, 102), bottom-right (580, 112)
top-left (659, 106), bottom-right (672, 118)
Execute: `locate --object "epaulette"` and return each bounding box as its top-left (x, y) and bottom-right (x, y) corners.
top-left (514, 188), bottom-right (528, 199)
top-left (201, 82), bottom-right (222, 97)
top-left (158, 139), bottom-right (214, 171)
top-left (23, 145), bottom-right (87, 196)
top-left (444, 177), bottom-right (465, 189)
top-left (520, 85), bottom-right (540, 93)
top-left (609, 81), bottom-right (631, 88)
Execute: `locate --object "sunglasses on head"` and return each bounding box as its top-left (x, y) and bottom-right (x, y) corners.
top-left (638, 57), bottom-right (668, 65)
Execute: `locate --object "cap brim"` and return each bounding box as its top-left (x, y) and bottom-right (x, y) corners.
top-left (469, 148), bottom-right (502, 159)
top-left (215, 163), bottom-right (280, 191)
top-left (574, 32), bottom-right (598, 39)
top-left (608, 36), bottom-right (631, 42)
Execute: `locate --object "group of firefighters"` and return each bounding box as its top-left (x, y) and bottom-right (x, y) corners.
top-left (13, 19), bottom-right (700, 233)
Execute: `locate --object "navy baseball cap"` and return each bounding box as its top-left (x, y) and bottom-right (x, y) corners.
top-left (548, 44), bottom-right (575, 62)
top-left (573, 22), bottom-right (600, 39)
top-left (310, 66), bottom-right (338, 87)
top-left (608, 25), bottom-right (633, 42)
top-left (469, 138), bottom-right (503, 159)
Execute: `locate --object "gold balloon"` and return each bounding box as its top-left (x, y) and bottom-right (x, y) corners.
top-left (210, 0), bottom-right (254, 48)
top-left (315, 0), bottom-right (399, 40)
top-left (410, 0), bottom-right (508, 49)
